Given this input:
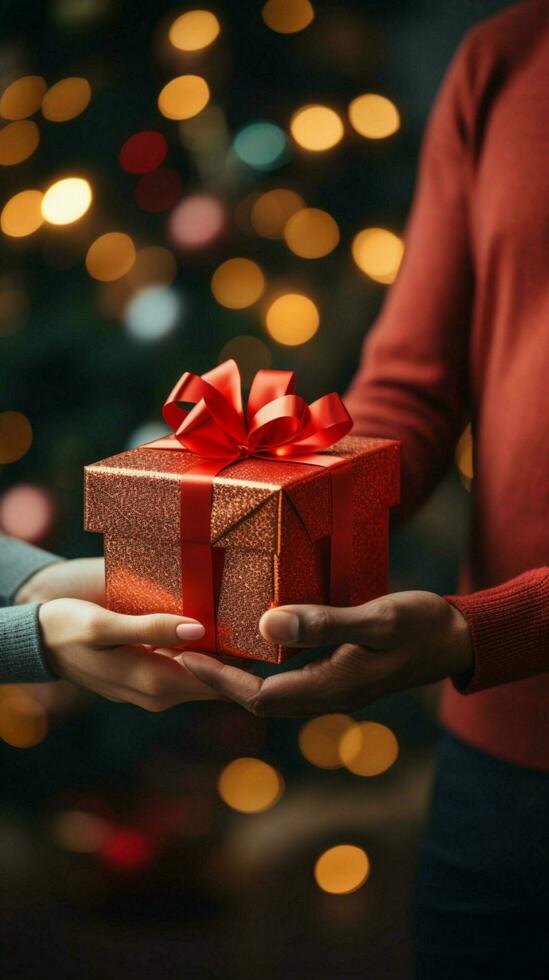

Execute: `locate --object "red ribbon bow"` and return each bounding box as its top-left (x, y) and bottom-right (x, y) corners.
top-left (150, 360), bottom-right (354, 654)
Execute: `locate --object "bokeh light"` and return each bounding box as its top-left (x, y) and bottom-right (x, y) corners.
top-left (0, 484), bottom-right (54, 542)
top-left (169, 10), bottom-right (221, 51)
top-left (125, 285), bottom-right (182, 341)
top-left (339, 721), bottom-right (399, 776)
top-left (352, 227), bottom-right (404, 284)
top-left (0, 686), bottom-right (48, 748)
top-left (168, 193), bottom-right (225, 250)
top-left (217, 757), bottom-right (284, 813)
top-left (0, 411), bottom-right (33, 464)
top-left (100, 828), bottom-right (152, 872)
top-left (41, 177), bottom-right (92, 225)
top-left (211, 257), bottom-right (265, 309)
top-left (298, 714), bottom-right (354, 769)
top-left (128, 245), bottom-right (177, 288)
top-left (284, 207), bottom-right (340, 258)
top-left (41, 77), bottom-right (92, 122)
top-left (0, 275), bottom-right (30, 336)
top-left (135, 167), bottom-right (182, 212)
top-left (290, 105), bottom-right (344, 151)
top-left (262, 0), bottom-right (314, 34)
top-left (251, 188), bottom-right (305, 239)
top-left (0, 75), bottom-right (47, 120)
top-left (86, 232), bottom-right (136, 282)
top-left (158, 75), bottom-right (210, 120)
top-left (0, 120), bottom-right (40, 166)
top-left (348, 93), bottom-right (400, 140)
top-left (265, 292), bottom-right (319, 345)
top-left (1, 190), bottom-right (43, 237)
top-left (314, 844), bottom-right (370, 895)
top-left (119, 130), bottom-right (168, 174)
top-left (456, 423), bottom-right (473, 490)
top-left (233, 121), bottom-right (288, 171)
top-left (126, 420), bottom-right (171, 450)
top-left (51, 810), bottom-right (111, 853)
top-left (218, 335), bottom-right (272, 386)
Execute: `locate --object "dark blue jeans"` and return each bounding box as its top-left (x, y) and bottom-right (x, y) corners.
top-left (414, 733), bottom-right (549, 980)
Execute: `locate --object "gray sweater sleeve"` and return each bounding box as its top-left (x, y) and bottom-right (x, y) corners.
top-left (0, 534), bottom-right (62, 683)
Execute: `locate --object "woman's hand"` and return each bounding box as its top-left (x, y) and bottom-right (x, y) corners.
top-left (180, 591), bottom-right (473, 717)
top-left (15, 557), bottom-right (107, 606)
top-left (38, 598), bottom-right (222, 711)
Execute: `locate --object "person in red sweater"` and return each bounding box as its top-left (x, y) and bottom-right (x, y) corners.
top-left (181, 2), bottom-right (549, 976)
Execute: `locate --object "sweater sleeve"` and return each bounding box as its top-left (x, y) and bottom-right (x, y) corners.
top-left (345, 32), bottom-right (478, 519)
top-left (0, 533), bottom-right (62, 606)
top-left (444, 568), bottom-right (549, 693)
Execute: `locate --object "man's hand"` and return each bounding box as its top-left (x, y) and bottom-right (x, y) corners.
top-left (180, 591), bottom-right (473, 717)
top-left (15, 558), bottom-right (106, 606)
top-left (38, 598), bottom-right (222, 710)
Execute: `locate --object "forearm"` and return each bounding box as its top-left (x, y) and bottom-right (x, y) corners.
top-left (445, 568), bottom-right (549, 693)
top-left (0, 533), bottom-right (62, 607)
top-left (0, 603), bottom-right (57, 683)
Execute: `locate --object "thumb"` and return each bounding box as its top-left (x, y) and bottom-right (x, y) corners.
top-left (259, 601), bottom-right (391, 649)
top-left (95, 608), bottom-right (205, 648)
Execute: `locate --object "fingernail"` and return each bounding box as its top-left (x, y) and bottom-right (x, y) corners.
top-left (176, 623), bottom-right (206, 641)
top-left (260, 609), bottom-right (299, 643)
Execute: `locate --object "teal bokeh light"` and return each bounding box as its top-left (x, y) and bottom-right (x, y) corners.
top-left (233, 121), bottom-right (289, 170)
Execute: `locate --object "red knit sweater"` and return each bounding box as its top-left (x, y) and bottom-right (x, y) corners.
top-left (345, 0), bottom-right (549, 771)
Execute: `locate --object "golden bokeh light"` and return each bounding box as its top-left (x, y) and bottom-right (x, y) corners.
top-left (299, 714), bottom-right (354, 769)
top-left (86, 232), bottom-right (136, 282)
top-left (348, 93), bottom-right (400, 140)
top-left (1, 190), bottom-right (44, 237)
top-left (0, 411), bottom-right (33, 464)
top-left (262, 0), bottom-right (314, 34)
top-left (314, 844), bottom-right (370, 895)
top-left (0, 686), bottom-right (48, 748)
top-left (284, 207), bottom-right (340, 258)
top-left (251, 188), bottom-right (304, 239)
top-left (265, 292), bottom-right (319, 346)
top-left (51, 810), bottom-right (110, 853)
top-left (290, 104), bottom-right (344, 152)
top-left (158, 75), bottom-right (210, 121)
top-left (0, 75), bottom-right (47, 120)
top-left (41, 177), bottom-right (92, 225)
top-left (0, 120), bottom-right (40, 166)
top-left (211, 257), bottom-right (265, 309)
top-left (218, 335), bottom-right (272, 386)
top-left (169, 10), bottom-right (220, 51)
top-left (41, 77), bottom-right (92, 122)
top-left (339, 721), bottom-right (399, 776)
top-left (456, 423), bottom-right (473, 490)
top-left (217, 757), bottom-right (284, 813)
top-left (352, 227), bottom-right (404, 284)
top-left (128, 245), bottom-right (177, 288)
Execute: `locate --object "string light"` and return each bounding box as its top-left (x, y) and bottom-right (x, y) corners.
top-left (217, 757), bottom-right (284, 813)
top-left (41, 177), bottom-right (92, 225)
top-left (262, 0), bottom-right (314, 34)
top-left (290, 105), bottom-right (344, 151)
top-left (352, 227), bottom-right (404, 284)
top-left (284, 207), bottom-right (340, 258)
top-left (314, 844), bottom-right (370, 895)
top-left (233, 121), bottom-right (288, 171)
top-left (348, 93), bottom-right (400, 140)
top-left (168, 193), bottom-right (225, 250)
top-left (0, 411), bottom-right (33, 464)
top-left (339, 721), bottom-right (399, 776)
top-left (0, 686), bottom-right (48, 748)
top-left (298, 714), bottom-right (354, 769)
top-left (218, 336), bottom-right (272, 386)
top-left (41, 77), bottom-right (92, 122)
top-left (0, 484), bottom-right (54, 542)
top-left (158, 75), bottom-right (210, 120)
top-left (124, 285), bottom-right (182, 341)
top-left (119, 130), bottom-right (168, 174)
top-left (265, 292), bottom-right (319, 345)
top-left (251, 188), bottom-right (305, 239)
top-left (0, 120), bottom-right (40, 166)
top-left (85, 232), bottom-right (136, 282)
top-left (169, 10), bottom-right (221, 51)
top-left (1, 190), bottom-right (44, 237)
top-left (135, 167), bottom-right (182, 212)
top-left (0, 76), bottom-right (47, 120)
top-left (211, 257), bottom-right (265, 309)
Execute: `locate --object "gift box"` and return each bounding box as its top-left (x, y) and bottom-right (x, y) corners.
top-left (84, 361), bottom-right (400, 663)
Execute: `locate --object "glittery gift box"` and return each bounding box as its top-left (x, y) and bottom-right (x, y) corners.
top-left (84, 435), bottom-right (400, 663)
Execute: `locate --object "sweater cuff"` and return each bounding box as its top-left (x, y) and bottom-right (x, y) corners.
top-left (0, 603), bottom-right (58, 683)
top-left (0, 535), bottom-right (62, 606)
top-left (445, 568), bottom-right (549, 694)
